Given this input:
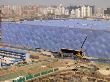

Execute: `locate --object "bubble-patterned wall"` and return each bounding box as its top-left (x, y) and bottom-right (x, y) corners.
top-left (2, 19), bottom-right (110, 58)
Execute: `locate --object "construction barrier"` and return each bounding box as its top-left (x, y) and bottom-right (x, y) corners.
top-left (12, 77), bottom-right (25, 82)
top-left (33, 73), bottom-right (40, 77)
top-left (12, 68), bottom-right (59, 82)
top-left (26, 74), bottom-right (34, 80)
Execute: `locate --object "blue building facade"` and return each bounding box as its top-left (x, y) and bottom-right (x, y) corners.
top-left (0, 48), bottom-right (30, 65)
top-left (2, 19), bottom-right (110, 58)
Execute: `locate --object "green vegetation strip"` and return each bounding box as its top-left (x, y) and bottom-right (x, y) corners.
top-left (12, 68), bottom-right (59, 82)
top-left (0, 70), bottom-right (27, 81)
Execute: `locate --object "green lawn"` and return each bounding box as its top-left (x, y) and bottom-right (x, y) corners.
top-left (0, 70), bottom-right (27, 81)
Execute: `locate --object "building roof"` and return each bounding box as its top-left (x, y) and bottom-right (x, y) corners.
top-left (2, 19), bottom-right (110, 59)
top-left (0, 48), bottom-right (26, 54)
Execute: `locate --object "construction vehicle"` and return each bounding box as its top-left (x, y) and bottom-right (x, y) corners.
top-left (59, 36), bottom-right (88, 59)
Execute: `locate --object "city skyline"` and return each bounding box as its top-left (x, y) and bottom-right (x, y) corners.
top-left (0, 0), bottom-right (110, 8)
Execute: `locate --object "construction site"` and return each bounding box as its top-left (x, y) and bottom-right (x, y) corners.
top-left (26, 62), bottom-right (110, 82)
top-left (0, 9), bottom-right (110, 82)
top-left (0, 47), bottom-right (110, 82)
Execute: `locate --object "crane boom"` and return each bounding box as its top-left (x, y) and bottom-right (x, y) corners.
top-left (80, 35), bottom-right (87, 49)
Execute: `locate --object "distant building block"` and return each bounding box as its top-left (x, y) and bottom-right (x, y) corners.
top-left (0, 48), bottom-right (30, 65)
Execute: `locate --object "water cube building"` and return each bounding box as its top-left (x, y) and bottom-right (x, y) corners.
top-left (2, 19), bottom-right (110, 59)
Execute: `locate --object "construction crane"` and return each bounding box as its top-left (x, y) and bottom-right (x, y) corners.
top-left (75, 35), bottom-right (88, 59)
top-left (60, 35), bottom-right (88, 59)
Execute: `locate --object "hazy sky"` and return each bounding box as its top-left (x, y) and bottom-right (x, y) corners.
top-left (0, 0), bottom-right (110, 8)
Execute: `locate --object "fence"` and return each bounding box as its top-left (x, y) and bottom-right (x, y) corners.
top-left (12, 68), bottom-right (58, 82)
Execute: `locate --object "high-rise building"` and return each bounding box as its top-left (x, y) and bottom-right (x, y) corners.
top-left (55, 4), bottom-right (66, 15)
top-left (43, 7), bottom-right (55, 15)
top-left (1, 5), bottom-right (12, 18)
top-left (75, 8), bottom-right (81, 18)
top-left (81, 5), bottom-right (93, 18)
top-left (71, 9), bottom-right (75, 16)
top-left (81, 5), bottom-right (86, 17)
top-left (95, 8), bottom-right (104, 17)
top-left (12, 5), bottom-right (22, 16)
top-left (104, 8), bottom-right (110, 15)
top-left (86, 6), bottom-right (92, 17)
top-left (68, 5), bottom-right (94, 18)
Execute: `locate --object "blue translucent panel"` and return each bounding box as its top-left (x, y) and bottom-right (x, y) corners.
top-left (2, 20), bottom-right (110, 59)
top-left (18, 19), bottom-right (110, 30)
